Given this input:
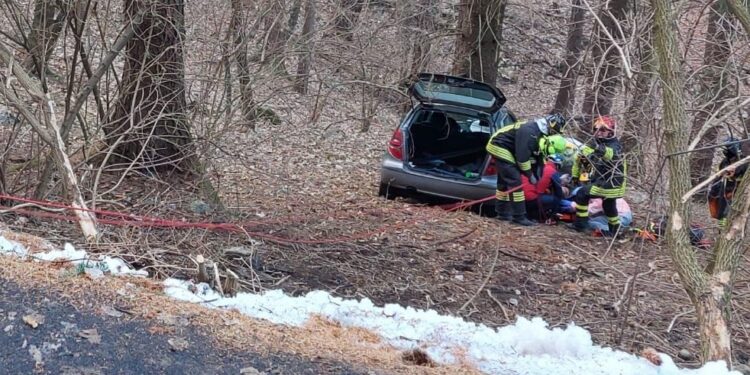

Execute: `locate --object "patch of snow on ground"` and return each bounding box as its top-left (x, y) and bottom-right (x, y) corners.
top-left (0, 235), bottom-right (739, 375)
top-left (32, 242), bottom-right (87, 262)
top-left (163, 279), bottom-right (738, 375)
top-left (0, 236), bottom-right (27, 256)
top-left (0, 236), bottom-right (146, 277)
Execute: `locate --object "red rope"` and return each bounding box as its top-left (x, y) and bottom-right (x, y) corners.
top-left (0, 194), bottom-right (429, 246)
top-left (440, 185), bottom-right (523, 212)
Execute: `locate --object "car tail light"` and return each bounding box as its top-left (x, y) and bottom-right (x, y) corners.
top-left (388, 128), bottom-right (404, 160)
top-left (483, 157), bottom-right (496, 176)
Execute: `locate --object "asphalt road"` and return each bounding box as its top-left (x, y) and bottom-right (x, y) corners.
top-left (0, 277), bottom-right (370, 375)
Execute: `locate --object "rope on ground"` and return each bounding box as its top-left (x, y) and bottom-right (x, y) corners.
top-left (0, 193), bottom-right (455, 246)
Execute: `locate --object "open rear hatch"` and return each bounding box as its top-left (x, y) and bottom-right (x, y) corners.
top-left (408, 73), bottom-right (506, 113)
top-left (404, 74), bottom-right (508, 181)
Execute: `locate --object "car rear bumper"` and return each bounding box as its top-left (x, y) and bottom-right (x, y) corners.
top-left (380, 156), bottom-right (496, 201)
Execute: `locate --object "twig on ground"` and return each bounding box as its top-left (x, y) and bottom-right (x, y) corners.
top-left (612, 262), bottom-right (657, 315)
top-left (486, 289), bottom-right (511, 323)
top-left (459, 246), bottom-right (499, 313)
top-left (667, 309), bottom-right (694, 333)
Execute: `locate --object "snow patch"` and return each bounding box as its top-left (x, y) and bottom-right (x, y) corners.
top-left (0, 236), bottom-right (146, 277)
top-left (164, 279), bottom-right (739, 375)
top-left (0, 236), bottom-right (27, 257)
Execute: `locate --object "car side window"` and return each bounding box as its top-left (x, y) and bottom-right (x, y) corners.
top-left (494, 109), bottom-right (516, 127)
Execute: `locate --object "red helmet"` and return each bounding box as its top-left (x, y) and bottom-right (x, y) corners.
top-left (593, 116), bottom-right (616, 133)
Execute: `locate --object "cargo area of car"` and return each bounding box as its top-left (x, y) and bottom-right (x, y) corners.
top-left (405, 109), bottom-right (491, 180)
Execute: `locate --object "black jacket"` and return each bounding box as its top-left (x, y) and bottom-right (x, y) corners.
top-left (573, 137), bottom-right (626, 190)
top-left (486, 120), bottom-right (544, 176)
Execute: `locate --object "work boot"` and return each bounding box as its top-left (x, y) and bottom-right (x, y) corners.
top-left (568, 217), bottom-right (589, 233)
top-left (604, 223), bottom-right (621, 238)
top-left (495, 201), bottom-right (512, 221)
top-left (511, 202), bottom-right (537, 226)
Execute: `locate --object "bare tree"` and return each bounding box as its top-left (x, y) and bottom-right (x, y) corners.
top-left (726, 0), bottom-right (750, 34)
top-left (620, 11), bottom-right (656, 159)
top-left (105, 0), bottom-right (194, 173)
top-left (0, 45), bottom-right (99, 242)
top-left (294, 0), bottom-right (316, 94)
top-left (553, 0), bottom-right (587, 116)
top-left (231, 0), bottom-right (257, 128)
top-left (407, 0), bottom-right (435, 81)
top-left (652, 0), bottom-right (750, 365)
top-left (581, 0), bottom-right (630, 117)
top-left (261, 0), bottom-right (288, 73)
top-left (24, 0), bottom-right (70, 82)
top-left (452, 0), bottom-right (508, 84)
top-left (333, 0), bottom-right (363, 40)
top-left (690, 1), bottom-right (734, 187)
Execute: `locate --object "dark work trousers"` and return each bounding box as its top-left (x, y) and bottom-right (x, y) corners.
top-left (574, 184), bottom-right (619, 229)
top-left (495, 160), bottom-right (525, 218)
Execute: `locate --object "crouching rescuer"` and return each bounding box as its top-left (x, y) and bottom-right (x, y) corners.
top-left (570, 116), bottom-right (627, 236)
top-left (486, 113), bottom-right (567, 226)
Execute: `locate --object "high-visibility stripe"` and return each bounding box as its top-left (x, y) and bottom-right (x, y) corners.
top-left (591, 185), bottom-right (625, 199)
top-left (518, 160), bottom-right (531, 171)
top-left (576, 205), bottom-right (589, 218)
top-left (512, 191), bottom-right (525, 202)
top-left (496, 190), bottom-right (510, 201)
top-left (719, 218), bottom-right (727, 228)
top-left (603, 147), bottom-right (614, 160)
top-left (486, 145), bottom-right (515, 163)
top-left (607, 216), bottom-right (620, 225)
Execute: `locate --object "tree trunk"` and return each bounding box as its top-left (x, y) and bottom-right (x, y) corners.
top-left (334, 0), bottom-right (363, 40)
top-left (651, 0), bottom-right (736, 366)
top-left (726, 0), bottom-right (750, 36)
top-left (690, 1), bottom-right (733, 187)
top-left (581, 0), bottom-right (629, 117)
top-left (104, 0), bottom-right (194, 173)
top-left (696, 295), bottom-right (732, 363)
top-left (452, 0), bottom-right (507, 85)
top-left (294, 0), bottom-right (316, 94)
top-left (552, 0), bottom-right (586, 117)
top-left (287, 0), bottom-right (303, 36)
top-left (262, 0), bottom-right (288, 73)
top-left (24, 0), bottom-right (70, 82)
top-left (231, 0), bottom-right (257, 128)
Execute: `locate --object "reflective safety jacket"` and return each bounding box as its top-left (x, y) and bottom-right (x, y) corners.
top-left (572, 137), bottom-right (626, 198)
top-left (486, 120), bottom-right (544, 176)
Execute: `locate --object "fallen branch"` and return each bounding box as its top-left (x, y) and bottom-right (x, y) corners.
top-left (459, 246), bottom-right (499, 313)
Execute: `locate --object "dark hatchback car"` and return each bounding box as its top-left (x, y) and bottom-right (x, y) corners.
top-left (378, 73), bottom-right (516, 202)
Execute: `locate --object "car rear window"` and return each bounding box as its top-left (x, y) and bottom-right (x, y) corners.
top-left (412, 81), bottom-right (498, 109)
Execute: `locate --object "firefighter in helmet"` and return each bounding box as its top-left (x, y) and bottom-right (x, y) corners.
top-left (486, 113), bottom-right (567, 226)
top-left (569, 115), bottom-right (627, 236)
top-left (708, 137), bottom-right (747, 229)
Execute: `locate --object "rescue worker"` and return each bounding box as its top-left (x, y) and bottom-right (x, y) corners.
top-left (569, 115), bottom-right (627, 236)
top-left (486, 113), bottom-right (567, 226)
top-left (708, 137), bottom-right (747, 228)
top-left (522, 154), bottom-right (567, 222)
